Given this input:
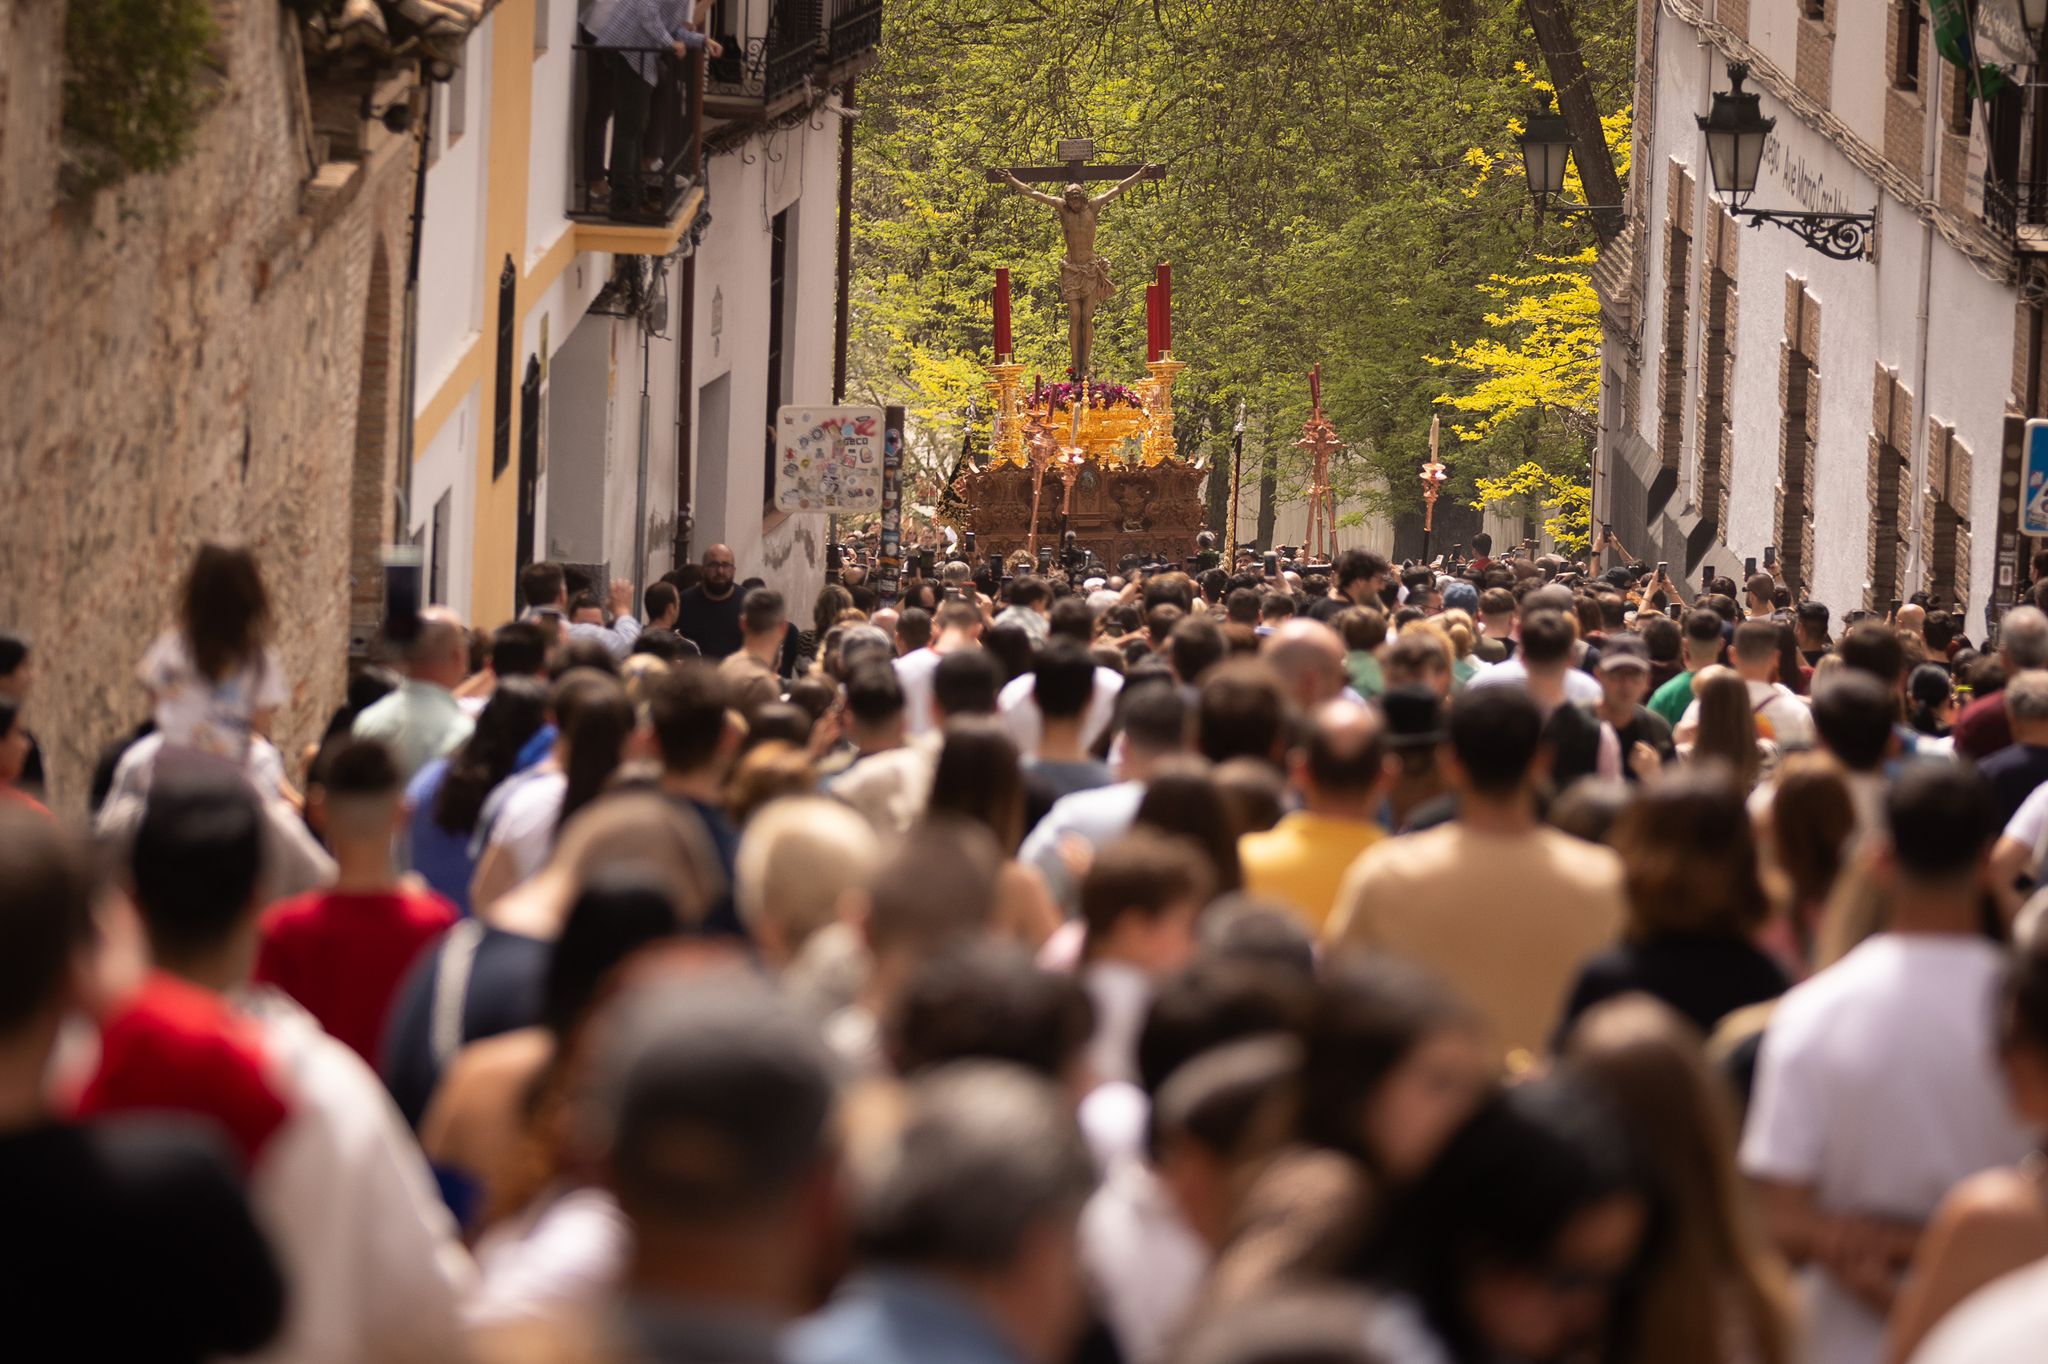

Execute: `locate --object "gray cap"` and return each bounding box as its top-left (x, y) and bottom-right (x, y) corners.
top-left (1596, 635), bottom-right (1651, 672)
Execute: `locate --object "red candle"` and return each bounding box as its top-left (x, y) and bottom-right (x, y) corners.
top-left (1156, 262), bottom-right (1172, 356)
top-left (1144, 283), bottom-right (1160, 362)
top-left (993, 267), bottom-right (1013, 360)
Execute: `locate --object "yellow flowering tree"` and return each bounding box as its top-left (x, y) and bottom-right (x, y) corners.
top-left (1429, 81), bottom-right (1630, 555)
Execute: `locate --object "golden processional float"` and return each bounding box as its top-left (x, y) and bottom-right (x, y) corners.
top-left (955, 141), bottom-right (1207, 571)
top-left (956, 264), bottom-right (1206, 570)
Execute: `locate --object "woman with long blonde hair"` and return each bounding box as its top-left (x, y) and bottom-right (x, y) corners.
top-left (1565, 995), bottom-right (1794, 1364)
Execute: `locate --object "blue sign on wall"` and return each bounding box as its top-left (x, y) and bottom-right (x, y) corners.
top-left (2026, 420), bottom-right (2048, 537)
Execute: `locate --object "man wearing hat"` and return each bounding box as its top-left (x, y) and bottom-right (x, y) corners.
top-left (1379, 685), bottom-right (1454, 833)
top-left (1593, 636), bottom-right (1674, 783)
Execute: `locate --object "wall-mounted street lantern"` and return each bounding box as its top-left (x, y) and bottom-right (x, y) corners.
top-left (1515, 93), bottom-right (1624, 231)
top-left (1697, 62), bottom-right (1874, 261)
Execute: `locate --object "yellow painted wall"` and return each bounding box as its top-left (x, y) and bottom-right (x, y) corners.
top-left (410, 1), bottom-right (701, 623)
top-left (468, 0), bottom-right (536, 624)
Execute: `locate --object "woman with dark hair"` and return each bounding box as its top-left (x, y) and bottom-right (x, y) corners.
top-left (0, 697), bottom-right (47, 816)
top-left (1135, 757), bottom-right (1244, 893)
top-left (1208, 956), bottom-right (1491, 1304)
top-left (1683, 667), bottom-right (1770, 790)
top-left (469, 671), bottom-right (636, 912)
top-left (423, 859), bottom-right (715, 1282)
top-left (1564, 997), bottom-right (1792, 1364)
top-left (1556, 770), bottom-right (1789, 1042)
top-left (983, 620), bottom-right (1037, 685)
top-left (1774, 621), bottom-right (1811, 698)
top-left (799, 585), bottom-right (856, 670)
top-left (929, 716), bottom-right (1028, 853)
top-left (403, 676), bottom-right (550, 914)
top-left (925, 716), bottom-right (1060, 946)
top-left (1907, 662), bottom-right (1957, 739)
top-left (1352, 1074), bottom-right (1657, 1364)
top-left (138, 542), bottom-right (285, 765)
top-left (1885, 926), bottom-right (2048, 1363)
top-left (1759, 754), bottom-right (1857, 978)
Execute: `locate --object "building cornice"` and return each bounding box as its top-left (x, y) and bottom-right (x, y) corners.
top-left (1659, 0), bottom-right (2014, 284)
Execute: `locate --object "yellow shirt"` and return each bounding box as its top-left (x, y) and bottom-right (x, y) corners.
top-left (1325, 823), bottom-right (1626, 1067)
top-left (1238, 811), bottom-right (1386, 932)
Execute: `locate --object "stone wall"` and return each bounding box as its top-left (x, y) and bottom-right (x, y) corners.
top-left (0, 0), bottom-right (418, 810)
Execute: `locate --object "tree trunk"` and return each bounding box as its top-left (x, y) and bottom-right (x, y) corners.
top-left (1523, 0), bottom-right (1625, 243)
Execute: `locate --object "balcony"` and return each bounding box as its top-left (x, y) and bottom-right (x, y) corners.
top-left (821, 0), bottom-right (882, 72)
top-left (706, 0), bottom-right (824, 120)
top-left (567, 43), bottom-right (707, 255)
top-left (1985, 177), bottom-right (2048, 254)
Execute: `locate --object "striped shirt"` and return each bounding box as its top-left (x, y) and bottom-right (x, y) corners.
top-left (585, 0), bottom-right (702, 83)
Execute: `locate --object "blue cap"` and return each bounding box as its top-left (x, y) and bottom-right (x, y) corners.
top-left (1441, 580), bottom-right (1480, 614)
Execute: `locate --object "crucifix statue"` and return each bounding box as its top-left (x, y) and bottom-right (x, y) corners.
top-left (989, 138), bottom-right (1162, 381)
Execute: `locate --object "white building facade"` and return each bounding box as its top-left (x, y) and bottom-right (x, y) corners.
top-left (1600, 0), bottom-right (2043, 630)
top-left (409, 0), bottom-right (878, 624)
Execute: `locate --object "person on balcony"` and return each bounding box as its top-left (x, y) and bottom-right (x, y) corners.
top-left (581, 0), bottom-right (722, 211)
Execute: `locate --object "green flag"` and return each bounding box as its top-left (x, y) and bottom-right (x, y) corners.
top-left (1928, 0), bottom-right (2012, 100)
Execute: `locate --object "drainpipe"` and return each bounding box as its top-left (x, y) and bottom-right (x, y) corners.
top-left (828, 76), bottom-right (857, 568)
top-left (635, 324), bottom-right (653, 602)
top-left (672, 47), bottom-right (707, 571)
top-left (395, 71), bottom-right (433, 543)
top-left (1908, 58), bottom-right (1941, 595)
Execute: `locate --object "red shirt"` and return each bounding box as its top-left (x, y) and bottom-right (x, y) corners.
top-left (254, 887), bottom-right (458, 1064)
top-left (75, 971), bottom-right (290, 1169)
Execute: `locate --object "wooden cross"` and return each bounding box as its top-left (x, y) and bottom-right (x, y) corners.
top-left (984, 137), bottom-right (1164, 188)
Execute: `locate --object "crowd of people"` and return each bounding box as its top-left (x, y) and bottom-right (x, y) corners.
top-left (10, 527), bottom-right (2048, 1364)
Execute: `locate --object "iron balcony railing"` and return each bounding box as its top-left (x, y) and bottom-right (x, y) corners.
top-left (569, 43), bottom-right (705, 226)
top-left (706, 0), bottom-right (823, 110)
top-left (823, 0), bottom-right (882, 67)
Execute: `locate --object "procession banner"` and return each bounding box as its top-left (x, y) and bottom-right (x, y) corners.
top-left (774, 406), bottom-right (886, 513)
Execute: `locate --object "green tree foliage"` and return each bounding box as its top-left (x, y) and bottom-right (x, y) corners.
top-left (62, 0), bottom-right (220, 194)
top-left (850, 0), bottom-right (1633, 526)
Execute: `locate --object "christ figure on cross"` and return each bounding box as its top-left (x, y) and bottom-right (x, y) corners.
top-left (996, 163), bottom-right (1159, 380)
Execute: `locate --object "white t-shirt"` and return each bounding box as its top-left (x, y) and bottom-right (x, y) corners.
top-left (1462, 656), bottom-right (1603, 706)
top-left (1910, 1256), bottom-right (2048, 1364)
top-left (893, 648), bottom-right (943, 737)
top-left (997, 667), bottom-right (1125, 758)
top-left (484, 770), bottom-right (568, 880)
top-left (1080, 1153), bottom-right (1208, 1364)
top-left (239, 990), bottom-right (472, 1364)
top-left (1740, 934), bottom-right (2034, 1364)
top-left (138, 631), bottom-right (288, 762)
top-left (1677, 678), bottom-right (1814, 749)
top-left (2002, 781), bottom-right (2048, 857)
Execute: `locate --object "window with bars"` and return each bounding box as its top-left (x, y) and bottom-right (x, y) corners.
top-left (1926, 423), bottom-right (1973, 610)
top-left (1778, 282), bottom-right (1820, 596)
top-left (1869, 367), bottom-right (1912, 611)
top-left (1698, 241), bottom-right (1735, 535)
top-left (492, 258), bottom-right (516, 481)
top-left (1894, 1), bottom-right (1924, 93)
top-left (762, 209), bottom-right (790, 510)
top-left (1657, 166), bottom-right (1694, 479)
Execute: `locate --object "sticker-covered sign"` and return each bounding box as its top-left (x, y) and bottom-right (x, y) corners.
top-left (774, 406), bottom-right (885, 513)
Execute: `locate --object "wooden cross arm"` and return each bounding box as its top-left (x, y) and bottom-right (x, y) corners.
top-left (986, 165), bottom-right (1164, 184)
